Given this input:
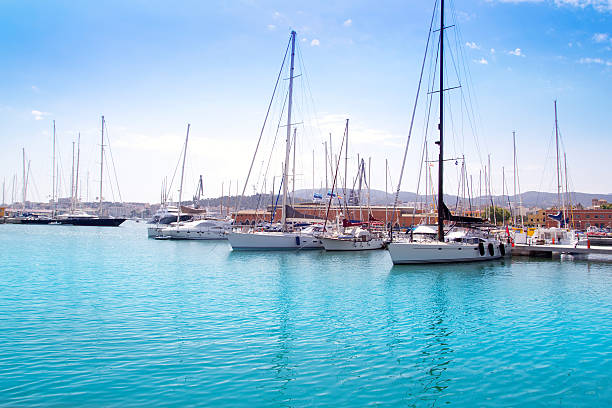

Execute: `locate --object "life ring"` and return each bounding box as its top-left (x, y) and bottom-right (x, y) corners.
top-left (499, 243), bottom-right (506, 256)
top-left (478, 242), bottom-right (485, 256)
top-left (488, 243), bottom-right (495, 256)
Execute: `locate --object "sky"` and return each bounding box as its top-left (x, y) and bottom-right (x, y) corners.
top-left (1, 0), bottom-right (611, 204)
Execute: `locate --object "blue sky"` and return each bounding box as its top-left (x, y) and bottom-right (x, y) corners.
top-left (1, 0), bottom-right (610, 204)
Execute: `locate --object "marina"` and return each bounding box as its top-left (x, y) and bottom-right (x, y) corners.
top-left (1, 0), bottom-right (611, 405)
top-left (1, 223), bottom-right (611, 405)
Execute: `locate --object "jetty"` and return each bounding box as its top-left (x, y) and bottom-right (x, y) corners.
top-left (513, 243), bottom-right (612, 257)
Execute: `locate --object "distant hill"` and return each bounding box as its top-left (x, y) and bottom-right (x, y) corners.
top-left (196, 188), bottom-right (612, 210)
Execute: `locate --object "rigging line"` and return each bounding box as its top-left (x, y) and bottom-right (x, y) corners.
top-left (103, 121), bottom-right (123, 203)
top-left (411, 130), bottom-right (429, 226)
top-left (536, 127), bottom-right (556, 209)
top-left (449, 0), bottom-right (485, 168)
top-left (166, 137), bottom-right (185, 203)
top-left (323, 128), bottom-right (346, 232)
top-left (392, 0), bottom-right (438, 231)
top-left (256, 87), bottom-right (290, 213)
top-left (296, 39), bottom-right (324, 144)
top-left (237, 34), bottom-right (291, 213)
top-left (103, 149), bottom-right (116, 203)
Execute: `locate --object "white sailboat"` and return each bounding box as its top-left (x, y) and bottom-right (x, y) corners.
top-left (228, 31), bottom-right (323, 250)
top-left (320, 224), bottom-right (386, 251)
top-left (387, 0), bottom-right (509, 265)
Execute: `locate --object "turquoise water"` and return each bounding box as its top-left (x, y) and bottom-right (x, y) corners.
top-left (1, 222), bottom-right (611, 406)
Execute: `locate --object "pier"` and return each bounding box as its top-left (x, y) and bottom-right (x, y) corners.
top-left (512, 243), bottom-right (612, 257)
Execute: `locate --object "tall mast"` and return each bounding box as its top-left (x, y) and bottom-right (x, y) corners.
top-left (436, 0), bottom-right (445, 241)
top-left (177, 124), bottom-right (191, 225)
top-left (324, 141), bottom-right (328, 194)
top-left (99, 116), bottom-right (104, 216)
top-left (292, 128), bottom-right (296, 208)
top-left (312, 149), bottom-right (315, 201)
top-left (367, 157), bottom-right (371, 216)
top-left (52, 120), bottom-right (56, 216)
top-left (71, 141), bottom-right (75, 212)
top-left (75, 133), bottom-right (81, 205)
top-left (344, 119), bottom-right (349, 205)
top-left (513, 131), bottom-right (517, 225)
top-left (281, 30), bottom-right (296, 231)
top-left (554, 100), bottom-right (561, 210)
top-left (22, 148), bottom-right (26, 210)
top-left (385, 158), bottom-right (388, 229)
top-left (564, 152), bottom-right (572, 228)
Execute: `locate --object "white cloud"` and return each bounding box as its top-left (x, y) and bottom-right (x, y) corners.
top-left (578, 57), bottom-right (612, 65)
top-left (267, 24), bottom-right (276, 31)
top-left (508, 48), bottom-right (525, 57)
top-left (492, 0), bottom-right (611, 12)
top-left (31, 110), bottom-right (50, 120)
top-left (475, 57), bottom-right (489, 64)
top-left (31, 85), bottom-right (39, 92)
top-left (343, 19), bottom-right (352, 27)
top-left (490, 48), bottom-right (496, 54)
top-left (310, 39), bottom-right (320, 47)
top-left (592, 32), bottom-right (609, 42)
top-left (465, 41), bottom-right (480, 49)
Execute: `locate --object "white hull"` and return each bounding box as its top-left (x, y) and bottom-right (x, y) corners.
top-left (148, 219), bottom-right (231, 240)
top-left (321, 237), bottom-right (385, 251)
top-left (148, 226), bottom-right (163, 238)
top-left (388, 240), bottom-right (510, 264)
top-left (228, 231), bottom-right (323, 250)
top-left (155, 228), bottom-right (227, 240)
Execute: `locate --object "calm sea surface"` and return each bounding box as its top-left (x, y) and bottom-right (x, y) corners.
top-left (1, 222), bottom-right (611, 407)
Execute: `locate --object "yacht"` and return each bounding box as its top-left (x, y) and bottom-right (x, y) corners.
top-left (153, 218), bottom-right (233, 240)
top-left (387, 0), bottom-right (509, 265)
top-left (228, 31), bottom-right (325, 251)
top-left (320, 219), bottom-right (386, 251)
top-left (229, 224), bottom-right (323, 250)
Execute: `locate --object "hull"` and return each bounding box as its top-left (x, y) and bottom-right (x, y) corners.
top-left (155, 228), bottom-right (228, 240)
top-left (228, 231), bottom-right (323, 250)
top-left (321, 237), bottom-right (385, 251)
top-left (586, 235), bottom-right (612, 246)
top-left (6, 218), bottom-right (53, 225)
top-left (388, 240), bottom-right (509, 265)
top-left (59, 217), bottom-right (126, 227)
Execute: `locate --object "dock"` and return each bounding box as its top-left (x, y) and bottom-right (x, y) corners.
top-left (513, 243), bottom-right (612, 257)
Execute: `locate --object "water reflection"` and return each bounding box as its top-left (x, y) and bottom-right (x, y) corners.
top-left (271, 254), bottom-right (295, 406)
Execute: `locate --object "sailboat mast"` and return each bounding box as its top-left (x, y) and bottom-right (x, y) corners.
top-left (71, 141), bottom-right (75, 212)
top-left (292, 128), bottom-right (296, 208)
top-left (22, 148), bottom-right (26, 210)
top-left (281, 30), bottom-right (296, 231)
top-left (177, 124), bottom-right (191, 225)
top-left (99, 116), bottom-right (104, 216)
top-left (437, 0), bottom-right (445, 242)
top-left (75, 133), bottom-right (80, 204)
top-left (52, 120), bottom-right (56, 217)
top-left (564, 152), bottom-right (572, 228)
top-left (344, 119), bottom-right (348, 204)
top-left (513, 131), bottom-right (517, 225)
top-left (554, 100), bottom-right (561, 210)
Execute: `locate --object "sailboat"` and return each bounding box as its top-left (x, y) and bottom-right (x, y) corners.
top-left (387, 0), bottom-right (509, 264)
top-left (58, 116), bottom-right (126, 227)
top-left (228, 31), bottom-right (323, 250)
top-left (150, 125), bottom-right (233, 240)
top-left (514, 101), bottom-right (581, 246)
